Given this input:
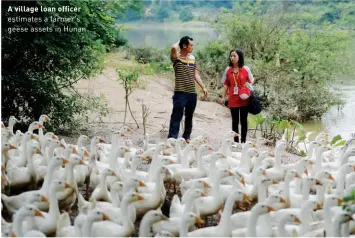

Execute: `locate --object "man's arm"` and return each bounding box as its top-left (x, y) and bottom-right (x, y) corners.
top-left (194, 69), bottom-right (208, 97)
top-left (170, 40), bottom-right (179, 60)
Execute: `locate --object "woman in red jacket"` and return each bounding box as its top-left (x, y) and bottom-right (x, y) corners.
top-left (221, 49), bottom-right (252, 143)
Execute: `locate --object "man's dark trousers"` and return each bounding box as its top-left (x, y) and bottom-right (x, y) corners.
top-left (168, 91), bottom-right (197, 140)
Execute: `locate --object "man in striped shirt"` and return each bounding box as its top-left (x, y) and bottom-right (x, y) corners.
top-left (168, 36), bottom-right (208, 142)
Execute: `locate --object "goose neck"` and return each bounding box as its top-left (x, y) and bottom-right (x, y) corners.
top-left (220, 194), bottom-right (238, 231)
top-left (181, 147), bottom-right (191, 168)
top-left (83, 217), bottom-right (94, 237)
top-left (275, 146), bottom-right (283, 168)
top-left (257, 183), bottom-right (267, 203)
top-left (302, 181), bottom-right (311, 201)
top-left (246, 209), bottom-right (259, 237)
top-left (139, 216), bottom-right (153, 237)
top-left (277, 216), bottom-right (290, 237)
top-left (48, 184), bottom-right (60, 220)
top-left (13, 211), bottom-right (26, 237)
top-left (40, 162), bottom-right (57, 194)
top-left (179, 220), bottom-right (189, 237)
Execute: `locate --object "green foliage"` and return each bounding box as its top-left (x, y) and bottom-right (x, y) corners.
top-left (124, 46), bottom-right (172, 74)
top-left (195, 39), bottom-right (230, 90)
top-left (116, 66), bottom-right (141, 126)
top-left (154, 5), bottom-right (170, 22)
top-left (331, 135), bottom-right (342, 145)
top-left (195, 2), bottom-right (353, 121)
top-left (179, 7), bottom-right (194, 22)
top-left (334, 139), bottom-right (346, 147)
top-left (2, 0), bottom-right (141, 134)
top-left (344, 190), bottom-right (355, 203)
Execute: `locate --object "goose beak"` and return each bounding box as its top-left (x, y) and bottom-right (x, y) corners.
top-left (44, 115), bottom-right (50, 121)
top-left (295, 172), bottom-right (301, 178)
top-left (195, 216), bottom-right (204, 224)
top-left (102, 214), bottom-right (110, 221)
top-left (353, 165), bottom-right (355, 171)
top-left (203, 182), bottom-right (211, 188)
top-left (262, 170), bottom-right (267, 176)
top-left (30, 135), bottom-right (37, 139)
top-left (9, 144), bottom-right (17, 150)
top-left (328, 174), bottom-right (334, 181)
top-left (268, 206), bottom-right (275, 212)
top-left (84, 150), bottom-right (90, 157)
top-left (79, 159), bottom-right (84, 165)
top-left (316, 203), bottom-right (322, 210)
top-left (41, 195), bottom-right (49, 203)
top-left (228, 171), bottom-right (234, 176)
top-left (220, 154), bottom-right (227, 158)
top-left (10, 232), bottom-right (16, 237)
top-left (60, 142), bottom-right (66, 148)
top-left (99, 137), bottom-right (105, 143)
top-left (72, 147), bottom-right (79, 155)
top-left (294, 216), bottom-right (301, 223)
top-left (139, 181), bottom-right (146, 187)
top-left (338, 198), bottom-right (344, 205)
top-left (127, 127), bottom-right (133, 133)
top-left (253, 143), bottom-right (256, 148)
top-left (64, 182), bottom-right (72, 189)
top-left (62, 158), bottom-right (69, 165)
top-left (38, 124), bottom-right (44, 129)
top-left (240, 177), bottom-right (245, 185)
top-left (137, 195), bottom-right (144, 201)
top-left (208, 146), bottom-right (214, 151)
top-left (125, 148), bottom-right (130, 153)
top-left (234, 132), bottom-right (239, 137)
top-left (316, 179), bottom-right (323, 185)
top-left (111, 171), bottom-right (117, 177)
top-left (162, 215), bottom-right (169, 221)
top-left (35, 148), bottom-right (42, 154)
top-left (272, 180), bottom-right (279, 184)
top-left (119, 132), bottom-right (125, 137)
top-left (34, 208), bottom-right (44, 218)
top-left (304, 170), bottom-right (308, 176)
top-left (243, 193), bottom-right (251, 201)
top-left (140, 156), bottom-right (149, 161)
top-left (280, 197), bottom-right (287, 203)
top-left (201, 192), bottom-right (206, 197)
top-left (52, 135), bottom-right (58, 140)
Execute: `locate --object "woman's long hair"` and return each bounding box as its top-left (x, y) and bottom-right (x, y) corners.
top-left (229, 48), bottom-right (245, 68)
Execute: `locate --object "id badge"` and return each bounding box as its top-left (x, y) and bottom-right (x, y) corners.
top-left (233, 86), bottom-right (238, 95)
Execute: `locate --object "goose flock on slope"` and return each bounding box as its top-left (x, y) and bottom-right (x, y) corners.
top-left (1, 114), bottom-right (355, 237)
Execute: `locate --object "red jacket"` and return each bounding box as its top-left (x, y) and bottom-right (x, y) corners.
top-left (224, 67), bottom-right (251, 108)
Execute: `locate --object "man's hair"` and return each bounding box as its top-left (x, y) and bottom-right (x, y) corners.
top-left (229, 48), bottom-right (245, 67)
top-left (179, 36), bottom-right (193, 49)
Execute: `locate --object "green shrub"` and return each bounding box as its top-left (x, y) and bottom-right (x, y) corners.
top-left (1, 0), bottom-right (139, 134)
top-left (179, 7), bottom-right (194, 22)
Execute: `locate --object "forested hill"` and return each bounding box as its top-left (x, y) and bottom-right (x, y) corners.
top-left (118, 0), bottom-right (355, 29)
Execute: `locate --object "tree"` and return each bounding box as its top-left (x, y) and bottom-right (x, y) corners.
top-left (1, 0), bottom-right (141, 134)
top-left (179, 7), bottom-right (194, 22)
top-left (198, 3), bottom-right (353, 121)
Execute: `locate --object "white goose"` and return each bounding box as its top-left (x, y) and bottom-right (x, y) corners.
top-left (188, 190), bottom-right (248, 237)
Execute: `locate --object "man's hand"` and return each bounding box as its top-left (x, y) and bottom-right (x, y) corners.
top-left (202, 87), bottom-right (208, 97)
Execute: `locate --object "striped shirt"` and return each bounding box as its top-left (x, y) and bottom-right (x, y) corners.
top-left (171, 54), bottom-right (197, 94)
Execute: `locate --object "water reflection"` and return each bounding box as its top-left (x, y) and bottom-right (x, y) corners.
top-left (304, 80), bottom-right (355, 139)
top-left (121, 23), bottom-right (219, 49)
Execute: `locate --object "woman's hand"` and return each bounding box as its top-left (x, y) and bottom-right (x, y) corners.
top-left (220, 97), bottom-right (225, 105)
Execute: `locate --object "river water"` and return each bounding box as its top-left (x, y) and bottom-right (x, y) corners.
top-left (122, 22), bottom-right (355, 140)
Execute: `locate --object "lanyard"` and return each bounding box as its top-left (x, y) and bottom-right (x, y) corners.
top-left (232, 71), bottom-right (239, 87)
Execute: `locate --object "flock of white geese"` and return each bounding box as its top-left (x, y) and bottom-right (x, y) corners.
top-left (1, 114), bottom-right (355, 237)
